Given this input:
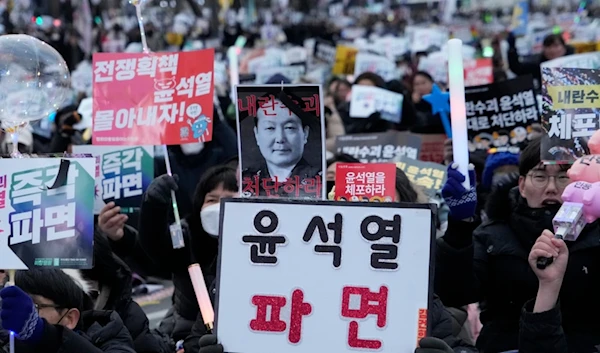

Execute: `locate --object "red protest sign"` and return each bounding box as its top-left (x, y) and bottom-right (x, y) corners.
top-left (334, 163), bottom-right (397, 202)
top-left (92, 49), bottom-right (215, 145)
top-left (464, 58), bottom-right (493, 87)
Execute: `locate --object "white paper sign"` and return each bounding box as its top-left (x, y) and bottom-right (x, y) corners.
top-left (541, 52), bottom-right (600, 70)
top-left (354, 53), bottom-right (398, 82)
top-left (255, 65), bottom-right (306, 84)
top-left (216, 199), bottom-right (434, 353)
top-left (248, 55), bottom-right (283, 74)
top-left (349, 85), bottom-right (404, 123)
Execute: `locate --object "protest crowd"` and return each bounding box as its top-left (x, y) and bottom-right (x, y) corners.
top-left (2, 0), bottom-right (600, 352)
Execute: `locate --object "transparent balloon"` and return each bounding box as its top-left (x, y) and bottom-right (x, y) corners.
top-left (0, 35), bottom-right (71, 126)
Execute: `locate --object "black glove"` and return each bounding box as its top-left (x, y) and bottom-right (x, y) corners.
top-left (199, 334), bottom-right (224, 353)
top-left (506, 32), bottom-right (516, 49)
top-left (415, 337), bottom-right (453, 353)
top-left (145, 174), bottom-right (179, 204)
top-left (57, 111), bottom-right (82, 137)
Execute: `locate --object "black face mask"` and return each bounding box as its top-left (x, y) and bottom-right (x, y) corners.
top-left (326, 180), bottom-right (335, 194)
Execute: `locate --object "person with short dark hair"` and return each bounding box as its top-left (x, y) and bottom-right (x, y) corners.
top-left (436, 138), bottom-right (600, 352)
top-left (0, 269), bottom-right (136, 353)
top-left (507, 32), bottom-right (573, 84)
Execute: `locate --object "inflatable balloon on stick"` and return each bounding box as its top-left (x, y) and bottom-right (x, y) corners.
top-left (0, 35), bottom-right (71, 157)
top-left (537, 130), bottom-right (600, 269)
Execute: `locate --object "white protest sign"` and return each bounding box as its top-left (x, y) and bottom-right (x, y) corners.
top-left (216, 199), bottom-right (434, 353)
top-left (284, 47), bottom-right (308, 65)
top-left (248, 55), bottom-right (283, 74)
top-left (541, 52), bottom-right (600, 70)
top-left (255, 65), bottom-right (306, 84)
top-left (354, 53), bottom-right (397, 82)
top-left (411, 28), bottom-right (448, 53)
top-left (349, 85), bottom-right (404, 123)
top-left (374, 36), bottom-right (410, 59)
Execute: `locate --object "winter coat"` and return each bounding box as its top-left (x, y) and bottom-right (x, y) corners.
top-left (182, 280), bottom-right (477, 353)
top-left (138, 202), bottom-right (217, 342)
top-left (519, 300), bottom-right (568, 353)
top-left (154, 113), bottom-right (237, 217)
top-left (2, 311), bottom-right (135, 353)
top-left (84, 230), bottom-right (174, 353)
top-left (435, 181), bottom-right (600, 353)
top-left (507, 46), bottom-right (575, 85)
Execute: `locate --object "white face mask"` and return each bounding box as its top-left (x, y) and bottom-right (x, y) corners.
top-left (200, 203), bottom-right (221, 237)
top-left (181, 142), bottom-right (205, 155)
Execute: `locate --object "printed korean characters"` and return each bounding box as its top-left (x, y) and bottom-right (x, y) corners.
top-left (335, 132), bottom-right (421, 163)
top-left (236, 85), bottom-right (326, 199)
top-left (396, 157), bottom-right (447, 197)
top-left (334, 163), bottom-right (397, 202)
top-left (465, 75), bottom-right (539, 149)
top-left (72, 146), bottom-right (154, 214)
top-left (216, 199), bottom-right (435, 353)
top-left (0, 158), bottom-right (95, 269)
top-left (541, 67), bottom-right (600, 162)
top-left (92, 50), bottom-right (215, 145)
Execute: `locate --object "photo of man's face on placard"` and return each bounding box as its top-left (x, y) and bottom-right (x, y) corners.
top-left (236, 85), bottom-right (325, 199)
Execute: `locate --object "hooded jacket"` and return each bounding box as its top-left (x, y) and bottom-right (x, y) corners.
top-left (1, 311), bottom-right (135, 353)
top-left (435, 180), bottom-right (600, 353)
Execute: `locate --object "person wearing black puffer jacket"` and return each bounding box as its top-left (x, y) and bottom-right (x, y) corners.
top-left (73, 229), bottom-right (173, 353)
top-left (435, 138), bottom-right (600, 353)
top-left (138, 166), bottom-right (238, 343)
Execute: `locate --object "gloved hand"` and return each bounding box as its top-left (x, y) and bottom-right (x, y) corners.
top-left (506, 31), bottom-right (516, 48)
top-left (0, 286), bottom-right (45, 343)
top-left (442, 163), bottom-right (477, 220)
top-left (145, 174), bottom-right (179, 204)
top-left (56, 111), bottom-right (82, 137)
top-left (415, 337), bottom-right (453, 353)
top-left (198, 334), bottom-right (224, 353)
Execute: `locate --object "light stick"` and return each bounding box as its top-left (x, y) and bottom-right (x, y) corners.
top-left (8, 270), bottom-right (15, 353)
top-left (129, 0), bottom-right (184, 248)
top-left (188, 264), bottom-right (215, 331)
top-left (447, 38), bottom-right (470, 189)
top-left (228, 47), bottom-right (239, 102)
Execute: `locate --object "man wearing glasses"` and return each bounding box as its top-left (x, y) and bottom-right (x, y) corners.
top-left (0, 269), bottom-right (136, 353)
top-left (436, 137), bottom-right (600, 353)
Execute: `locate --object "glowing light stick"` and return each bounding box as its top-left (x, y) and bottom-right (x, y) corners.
top-left (447, 38), bottom-right (470, 189)
top-left (188, 264), bottom-right (215, 331)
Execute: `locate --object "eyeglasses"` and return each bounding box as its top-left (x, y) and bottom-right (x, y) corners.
top-left (34, 303), bottom-right (63, 313)
top-left (527, 172), bottom-right (570, 189)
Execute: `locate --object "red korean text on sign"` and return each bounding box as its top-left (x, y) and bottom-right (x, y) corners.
top-left (92, 50), bottom-right (215, 146)
top-left (250, 289), bottom-right (313, 344)
top-left (341, 285), bottom-right (389, 350)
top-left (0, 174), bottom-right (6, 210)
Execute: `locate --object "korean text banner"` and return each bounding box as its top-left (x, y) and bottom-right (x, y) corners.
top-left (396, 156), bottom-right (447, 197)
top-left (465, 75), bottom-right (539, 150)
top-left (215, 199), bottom-right (435, 353)
top-left (349, 85), bottom-right (404, 124)
top-left (72, 145), bottom-right (154, 214)
top-left (92, 49), bottom-right (215, 146)
top-left (0, 157), bottom-right (95, 269)
top-left (335, 131), bottom-right (421, 163)
top-left (540, 67), bottom-right (600, 163)
top-left (236, 85), bottom-right (326, 199)
top-left (335, 163), bottom-right (397, 201)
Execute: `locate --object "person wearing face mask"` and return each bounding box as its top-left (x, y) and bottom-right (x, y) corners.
top-left (138, 166), bottom-right (238, 344)
top-left (435, 137), bottom-right (600, 352)
top-left (182, 167), bottom-right (476, 353)
top-left (0, 269), bottom-right (136, 353)
top-left (154, 108), bottom-right (237, 215)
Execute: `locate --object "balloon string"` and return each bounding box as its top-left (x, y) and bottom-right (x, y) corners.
top-left (134, 3), bottom-right (150, 54)
top-left (130, 0), bottom-right (182, 241)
